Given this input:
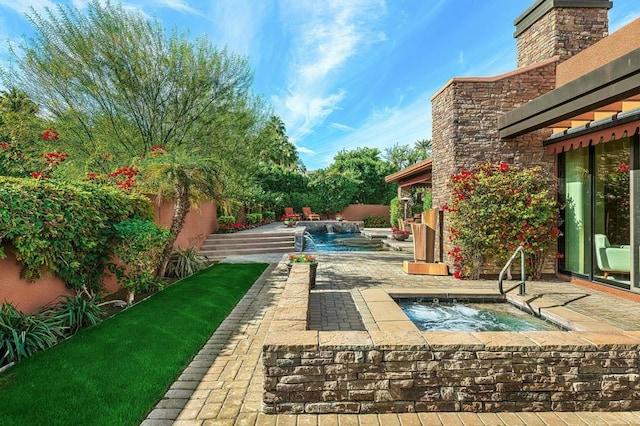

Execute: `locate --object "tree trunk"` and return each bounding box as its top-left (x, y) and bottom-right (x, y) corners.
top-left (156, 183), bottom-right (190, 279)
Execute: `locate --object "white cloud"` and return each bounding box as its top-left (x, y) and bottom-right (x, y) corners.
top-left (610, 12), bottom-right (640, 33)
top-left (296, 146), bottom-right (316, 155)
top-left (0, 0), bottom-right (55, 16)
top-left (330, 122), bottom-right (355, 132)
top-left (274, 0), bottom-right (387, 148)
top-left (206, 1), bottom-right (268, 58)
top-left (302, 89), bottom-right (433, 169)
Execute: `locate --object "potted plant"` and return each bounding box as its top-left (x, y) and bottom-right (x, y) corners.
top-left (335, 214), bottom-right (344, 222)
top-left (281, 213), bottom-right (299, 227)
top-left (287, 254), bottom-right (318, 288)
top-left (391, 227), bottom-right (410, 241)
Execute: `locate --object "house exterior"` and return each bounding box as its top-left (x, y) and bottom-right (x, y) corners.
top-left (401, 0), bottom-right (640, 292)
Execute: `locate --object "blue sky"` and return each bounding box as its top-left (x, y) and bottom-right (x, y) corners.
top-left (1, 1), bottom-right (639, 170)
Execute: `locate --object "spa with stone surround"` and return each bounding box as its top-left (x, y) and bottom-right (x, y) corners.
top-left (262, 265), bottom-right (640, 414)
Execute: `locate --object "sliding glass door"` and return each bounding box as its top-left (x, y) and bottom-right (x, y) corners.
top-left (593, 138), bottom-right (631, 284)
top-left (559, 136), bottom-right (634, 289)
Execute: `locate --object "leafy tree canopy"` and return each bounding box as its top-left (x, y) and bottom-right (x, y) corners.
top-left (330, 147), bottom-right (396, 205)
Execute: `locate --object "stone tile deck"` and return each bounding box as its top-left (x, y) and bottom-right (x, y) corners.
top-left (142, 250), bottom-right (640, 425)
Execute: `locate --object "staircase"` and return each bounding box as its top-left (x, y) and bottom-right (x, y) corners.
top-left (199, 231), bottom-right (297, 262)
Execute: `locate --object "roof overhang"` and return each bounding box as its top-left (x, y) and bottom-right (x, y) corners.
top-left (498, 48), bottom-right (640, 139)
top-left (384, 158), bottom-right (433, 184)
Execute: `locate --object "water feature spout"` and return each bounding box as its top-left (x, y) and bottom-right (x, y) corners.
top-left (303, 231), bottom-right (317, 251)
top-left (326, 224), bottom-right (335, 235)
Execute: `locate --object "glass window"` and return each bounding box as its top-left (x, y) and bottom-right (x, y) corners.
top-left (593, 138), bottom-right (631, 284)
top-left (559, 148), bottom-right (591, 275)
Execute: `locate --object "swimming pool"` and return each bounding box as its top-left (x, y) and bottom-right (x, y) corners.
top-left (306, 233), bottom-right (385, 252)
top-left (398, 299), bottom-right (559, 331)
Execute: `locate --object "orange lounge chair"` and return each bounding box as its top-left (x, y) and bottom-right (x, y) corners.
top-left (283, 207), bottom-right (299, 220)
top-left (302, 207), bottom-right (320, 221)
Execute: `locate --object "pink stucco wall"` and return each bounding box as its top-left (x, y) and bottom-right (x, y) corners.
top-left (1, 199), bottom-right (219, 314)
top-left (340, 204), bottom-right (390, 223)
top-left (152, 199), bottom-right (218, 249)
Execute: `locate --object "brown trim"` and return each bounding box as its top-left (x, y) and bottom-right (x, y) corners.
top-left (545, 119), bottom-right (640, 154)
top-left (431, 57), bottom-right (559, 101)
top-left (559, 273), bottom-right (640, 303)
top-left (384, 158), bottom-right (433, 183)
top-left (499, 49), bottom-right (640, 139)
top-left (398, 174), bottom-right (432, 188)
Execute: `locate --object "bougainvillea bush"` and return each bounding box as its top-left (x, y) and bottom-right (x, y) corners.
top-left (0, 176), bottom-right (153, 292)
top-left (444, 162), bottom-right (560, 280)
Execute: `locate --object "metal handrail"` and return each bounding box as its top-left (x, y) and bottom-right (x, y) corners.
top-left (498, 246), bottom-right (526, 295)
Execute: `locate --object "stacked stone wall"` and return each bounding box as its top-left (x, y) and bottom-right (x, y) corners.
top-left (517, 8), bottom-right (609, 67)
top-left (263, 339), bottom-right (640, 414)
top-left (431, 62), bottom-right (557, 270)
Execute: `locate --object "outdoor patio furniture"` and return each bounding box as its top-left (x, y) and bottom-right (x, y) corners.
top-left (283, 207), bottom-right (300, 220)
top-left (302, 207), bottom-right (320, 221)
top-left (594, 234), bottom-right (630, 278)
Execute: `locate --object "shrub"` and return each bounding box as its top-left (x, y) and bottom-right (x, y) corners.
top-left (364, 215), bottom-right (388, 228)
top-left (54, 294), bottom-right (104, 334)
top-left (0, 177), bottom-right (152, 292)
top-left (166, 246), bottom-right (206, 279)
top-left (389, 197), bottom-right (403, 227)
top-left (411, 203), bottom-right (423, 215)
top-left (262, 211), bottom-right (275, 220)
top-left (423, 190), bottom-right (433, 210)
top-left (109, 219), bottom-right (170, 305)
top-left (445, 162), bottom-right (559, 280)
top-left (0, 303), bottom-right (64, 366)
top-left (218, 215), bottom-right (235, 226)
top-left (245, 213), bottom-right (263, 225)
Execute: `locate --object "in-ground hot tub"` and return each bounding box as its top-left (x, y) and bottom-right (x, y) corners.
top-left (398, 297), bottom-right (560, 332)
top-left (263, 276), bottom-right (640, 414)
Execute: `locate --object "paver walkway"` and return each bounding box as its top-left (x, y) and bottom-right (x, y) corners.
top-left (143, 250), bottom-right (640, 425)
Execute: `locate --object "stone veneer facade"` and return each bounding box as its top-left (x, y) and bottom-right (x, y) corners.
top-left (431, 61), bottom-right (557, 268)
top-left (430, 0), bottom-right (611, 272)
top-left (516, 5), bottom-right (610, 67)
top-left (262, 269), bottom-right (640, 414)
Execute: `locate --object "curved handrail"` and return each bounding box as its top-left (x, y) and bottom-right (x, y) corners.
top-left (498, 246), bottom-right (526, 295)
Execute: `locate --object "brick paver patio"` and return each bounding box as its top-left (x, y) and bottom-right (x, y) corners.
top-left (142, 249), bottom-right (640, 425)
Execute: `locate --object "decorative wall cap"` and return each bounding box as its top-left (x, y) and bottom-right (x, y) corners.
top-left (514, 0), bottom-right (612, 38)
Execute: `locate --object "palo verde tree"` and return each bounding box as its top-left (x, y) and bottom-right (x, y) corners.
top-left (2, 1), bottom-right (267, 275)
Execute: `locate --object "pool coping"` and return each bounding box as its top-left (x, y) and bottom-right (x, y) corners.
top-left (366, 288), bottom-right (627, 335)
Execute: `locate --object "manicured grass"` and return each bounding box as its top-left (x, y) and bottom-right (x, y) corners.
top-left (0, 263), bottom-right (268, 426)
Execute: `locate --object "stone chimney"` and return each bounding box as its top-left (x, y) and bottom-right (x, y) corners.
top-left (515, 0), bottom-right (612, 67)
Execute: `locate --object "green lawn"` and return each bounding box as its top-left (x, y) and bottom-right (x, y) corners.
top-left (0, 263), bottom-right (268, 426)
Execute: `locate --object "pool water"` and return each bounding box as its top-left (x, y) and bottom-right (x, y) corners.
top-left (398, 299), bottom-right (559, 332)
top-left (307, 233), bottom-right (385, 252)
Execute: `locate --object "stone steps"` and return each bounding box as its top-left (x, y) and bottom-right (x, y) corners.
top-left (199, 231), bottom-right (297, 261)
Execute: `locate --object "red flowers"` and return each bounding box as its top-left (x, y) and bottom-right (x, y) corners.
top-left (85, 172), bottom-right (97, 180)
top-left (499, 162), bottom-right (509, 172)
top-left (150, 145), bottom-right (166, 156)
top-left (40, 151), bottom-right (68, 167)
top-left (1, 142), bottom-right (8, 150)
top-left (31, 170), bottom-right (48, 179)
top-left (108, 165), bottom-right (139, 190)
top-left (42, 128), bottom-right (59, 141)
top-left (615, 162), bottom-right (630, 173)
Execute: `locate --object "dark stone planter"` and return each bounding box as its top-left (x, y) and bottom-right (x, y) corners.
top-left (392, 233), bottom-right (410, 241)
top-left (309, 262), bottom-right (318, 288)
